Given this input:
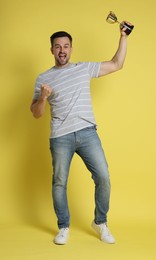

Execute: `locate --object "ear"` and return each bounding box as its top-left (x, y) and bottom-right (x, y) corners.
top-left (50, 47), bottom-right (54, 55)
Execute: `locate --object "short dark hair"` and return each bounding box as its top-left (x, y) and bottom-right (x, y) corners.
top-left (50, 31), bottom-right (72, 47)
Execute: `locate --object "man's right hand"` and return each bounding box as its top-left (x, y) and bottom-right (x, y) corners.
top-left (40, 84), bottom-right (52, 100)
top-left (30, 84), bottom-right (52, 118)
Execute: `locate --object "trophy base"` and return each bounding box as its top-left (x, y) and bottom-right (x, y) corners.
top-left (120, 23), bottom-right (134, 35)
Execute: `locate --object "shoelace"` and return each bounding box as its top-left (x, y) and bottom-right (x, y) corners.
top-left (100, 223), bottom-right (110, 235)
top-left (58, 228), bottom-right (69, 237)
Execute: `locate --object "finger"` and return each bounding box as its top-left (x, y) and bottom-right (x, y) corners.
top-left (42, 84), bottom-right (51, 90)
top-left (41, 84), bottom-right (48, 89)
top-left (124, 21), bottom-right (133, 26)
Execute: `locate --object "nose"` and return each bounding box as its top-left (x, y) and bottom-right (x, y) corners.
top-left (60, 46), bottom-right (64, 52)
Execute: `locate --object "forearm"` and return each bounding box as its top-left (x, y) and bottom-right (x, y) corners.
top-left (99, 34), bottom-right (128, 77)
top-left (111, 35), bottom-right (127, 70)
top-left (31, 84), bottom-right (52, 119)
top-left (31, 97), bottom-right (47, 118)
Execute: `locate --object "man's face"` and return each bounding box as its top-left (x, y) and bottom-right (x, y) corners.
top-left (51, 37), bottom-right (72, 68)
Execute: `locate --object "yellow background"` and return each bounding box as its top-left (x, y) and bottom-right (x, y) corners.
top-left (0, 0), bottom-right (156, 259)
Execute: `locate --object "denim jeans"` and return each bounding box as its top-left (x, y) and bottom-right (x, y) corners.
top-left (49, 126), bottom-right (111, 229)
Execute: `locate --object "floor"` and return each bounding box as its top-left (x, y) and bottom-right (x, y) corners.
top-left (1, 221), bottom-right (156, 260)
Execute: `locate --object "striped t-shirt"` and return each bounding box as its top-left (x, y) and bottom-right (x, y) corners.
top-left (33, 62), bottom-right (101, 138)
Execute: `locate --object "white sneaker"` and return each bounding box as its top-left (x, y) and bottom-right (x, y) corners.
top-left (54, 228), bottom-right (69, 245)
top-left (92, 221), bottom-right (115, 244)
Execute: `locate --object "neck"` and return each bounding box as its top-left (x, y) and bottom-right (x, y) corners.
top-left (55, 62), bottom-right (70, 69)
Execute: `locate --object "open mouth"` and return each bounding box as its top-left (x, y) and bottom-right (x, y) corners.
top-left (59, 53), bottom-right (66, 61)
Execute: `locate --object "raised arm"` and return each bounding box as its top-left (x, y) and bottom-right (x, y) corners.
top-left (30, 84), bottom-right (52, 118)
top-left (99, 21), bottom-right (132, 77)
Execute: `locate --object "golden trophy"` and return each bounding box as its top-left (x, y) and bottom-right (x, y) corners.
top-left (106, 11), bottom-right (134, 35)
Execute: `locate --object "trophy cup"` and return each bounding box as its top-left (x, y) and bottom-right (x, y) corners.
top-left (106, 11), bottom-right (134, 35)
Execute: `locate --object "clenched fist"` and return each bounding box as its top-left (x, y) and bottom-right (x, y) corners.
top-left (120, 21), bottom-right (134, 36)
top-left (40, 84), bottom-right (52, 100)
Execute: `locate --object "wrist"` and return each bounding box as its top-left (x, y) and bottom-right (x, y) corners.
top-left (39, 96), bottom-right (47, 102)
top-left (120, 34), bottom-right (128, 41)
top-left (120, 34), bottom-right (128, 39)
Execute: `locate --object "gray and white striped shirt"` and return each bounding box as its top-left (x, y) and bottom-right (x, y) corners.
top-left (33, 62), bottom-right (101, 138)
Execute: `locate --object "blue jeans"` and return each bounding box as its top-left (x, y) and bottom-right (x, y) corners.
top-left (49, 126), bottom-right (111, 229)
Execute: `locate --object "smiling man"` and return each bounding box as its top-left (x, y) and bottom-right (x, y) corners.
top-left (51, 34), bottom-right (72, 67)
top-left (31, 25), bottom-right (132, 245)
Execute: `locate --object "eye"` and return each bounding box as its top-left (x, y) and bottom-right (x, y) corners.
top-left (54, 45), bottom-right (61, 50)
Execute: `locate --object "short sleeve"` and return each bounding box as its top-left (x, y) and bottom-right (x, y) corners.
top-left (86, 62), bottom-right (101, 78)
top-left (33, 75), bottom-right (43, 100)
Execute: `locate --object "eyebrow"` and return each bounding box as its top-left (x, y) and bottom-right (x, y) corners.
top-left (54, 43), bottom-right (70, 47)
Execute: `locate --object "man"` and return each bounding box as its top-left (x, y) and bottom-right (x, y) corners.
top-left (31, 22), bottom-right (132, 245)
